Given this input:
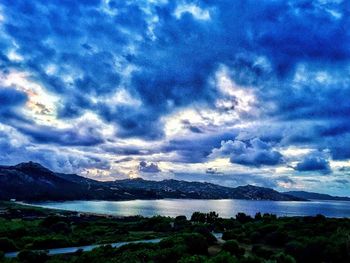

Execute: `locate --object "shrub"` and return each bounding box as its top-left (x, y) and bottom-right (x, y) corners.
top-left (265, 231), bottom-right (288, 246)
top-left (193, 226), bottom-right (217, 245)
top-left (50, 221), bottom-right (71, 234)
top-left (222, 240), bottom-right (245, 257)
top-left (0, 237), bottom-right (17, 252)
top-left (154, 245), bottom-right (187, 263)
top-left (17, 250), bottom-right (48, 263)
top-left (209, 251), bottom-right (238, 263)
top-left (178, 255), bottom-right (207, 263)
top-left (239, 255), bottom-right (263, 263)
top-left (249, 231), bottom-right (261, 243)
top-left (191, 212), bottom-right (207, 223)
top-left (184, 234), bottom-right (208, 255)
top-left (206, 212), bottom-right (219, 224)
top-left (175, 215), bottom-right (187, 222)
top-left (251, 244), bottom-right (274, 259)
top-left (235, 213), bottom-right (252, 224)
top-left (153, 222), bottom-right (172, 232)
top-left (40, 216), bottom-right (65, 228)
top-left (222, 230), bottom-right (246, 242)
top-left (30, 236), bottom-right (70, 249)
top-left (271, 252), bottom-right (296, 263)
top-left (254, 213), bottom-right (262, 220)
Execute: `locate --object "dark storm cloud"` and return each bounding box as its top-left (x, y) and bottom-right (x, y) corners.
top-left (114, 157), bottom-right (133, 164)
top-left (0, 129), bottom-right (110, 173)
top-left (162, 131), bottom-right (235, 163)
top-left (0, 87), bottom-right (27, 121)
top-left (295, 152), bottom-right (331, 174)
top-left (2, 0), bottom-right (350, 141)
top-left (206, 167), bottom-right (223, 175)
top-left (326, 134), bottom-right (350, 160)
top-left (15, 122), bottom-right (104, 146)
top-left (211, 138), bottom-right (284, 167)
top-left (139, 161), bottom-right (161, 173)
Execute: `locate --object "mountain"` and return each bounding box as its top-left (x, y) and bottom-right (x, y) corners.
top-left (0, 162), bottom-right (304, 201)
top-left (284, 191), bottom-right (350, 201)
top-left (112, 178), bottom-right (303, 201)
top-left (0, 162), bottom-right (157, 201)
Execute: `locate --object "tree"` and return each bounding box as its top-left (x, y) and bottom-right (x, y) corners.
top-left (206, 212), bottom-right (219, 224)
top-left (191, 212), bottom-right (207, 223)
top-left (254, 212), bottom-right (262, 220)
top-left (235, 213), bottom-right (252, 224)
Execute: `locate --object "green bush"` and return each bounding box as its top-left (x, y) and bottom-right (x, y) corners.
top-left (284, 241), bottom-right (304, 259)
top-left (251, 244), bottom-right (274, 259)
top-left (40, 216), bottom-right (65, 228)
top-left (222, 230), bottom-right (246, 242)
top-left (222, 240), bottom-right (245, 257)
top-left (50, 221), bottom-right (71, 234)
top-left (17, 250), bottom-right (48, 263)
top-left (249, 231), bottom-right (261, 243)
top-left (239, 255), bottom-right (263, 263)
top-left (209, 251), bottom-right (238, 263)
top-left (235, 213), bottom-right (252, 224)
top-left (184, 233), bottom-right (208, 255)
top-left (193, 226), bottom-right (217, 245)
top-left (265, 231), bottom-right (288, 246)
top-left (30, 236), bottom-right (71, 249)
top-left (270, 252), bottom-right (296, 263)
top-left (0, 237), bottom-right (17, 252)
top-left (153, 245), bottom-right (187, 263)
top-left (178, 255), bottom-right (207, 263)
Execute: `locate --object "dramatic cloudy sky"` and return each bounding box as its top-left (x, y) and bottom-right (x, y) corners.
top-left (0, 0), bottom-right (349, 195)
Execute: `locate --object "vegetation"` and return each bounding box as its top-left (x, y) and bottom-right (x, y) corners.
top-left (0, 202), bottom-right (349, 262)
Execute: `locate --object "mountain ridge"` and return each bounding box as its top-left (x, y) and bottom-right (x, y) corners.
top-left (284, 191), bottom-right (350, 201)
top-left (0, 162), bottom-right (307, 201)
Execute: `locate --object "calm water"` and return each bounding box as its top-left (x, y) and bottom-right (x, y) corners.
top-left (30, 199), bottom-right (350, 218)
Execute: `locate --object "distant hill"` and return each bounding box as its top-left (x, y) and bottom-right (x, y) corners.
top-left (284, 191), bottom-right (350, 201)
top-left (0, 162), bottom-right (305, 201)
top-left (112, 178), bottom-right (304, 201)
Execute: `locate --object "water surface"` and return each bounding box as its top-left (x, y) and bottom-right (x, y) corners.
top-left (31, 199), bottom-right (350, 218)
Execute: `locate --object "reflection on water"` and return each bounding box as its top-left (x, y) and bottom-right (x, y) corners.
top-left (32, 199), bottom-right (350, 218)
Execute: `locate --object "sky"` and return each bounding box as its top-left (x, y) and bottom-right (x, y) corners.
top-left (0, 0), bottom-right (349, 196)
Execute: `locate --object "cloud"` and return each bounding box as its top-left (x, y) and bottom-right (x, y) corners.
top-left (3, 0), bottom-right (347, 141)
top-left (206, 167), bottom-right (223, 175)
top-left (161, 131), bottom-right (235, 163)
top-left (211, 138), bottom-right (284, 167)
top-left (295, 151), bottom-right (331, 174)
top-left (138, 161), bottom-right (161, 173)
top-left (15, 121), bottom-right (104, 146)
top-left (114, 157), bottom-right (133, 164)
top-left (0, 126), bottom-right (110, 174)
top-left (0, 0), bottom-right (349, 195)
top-left (0, 87), bottom-right (27, 121)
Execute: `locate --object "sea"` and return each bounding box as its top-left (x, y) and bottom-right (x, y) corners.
top-left (31, 199), bottom-right (350, 218)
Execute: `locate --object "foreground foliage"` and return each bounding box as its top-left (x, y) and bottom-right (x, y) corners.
top-left (0, 202), bottom-right (349, 263)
